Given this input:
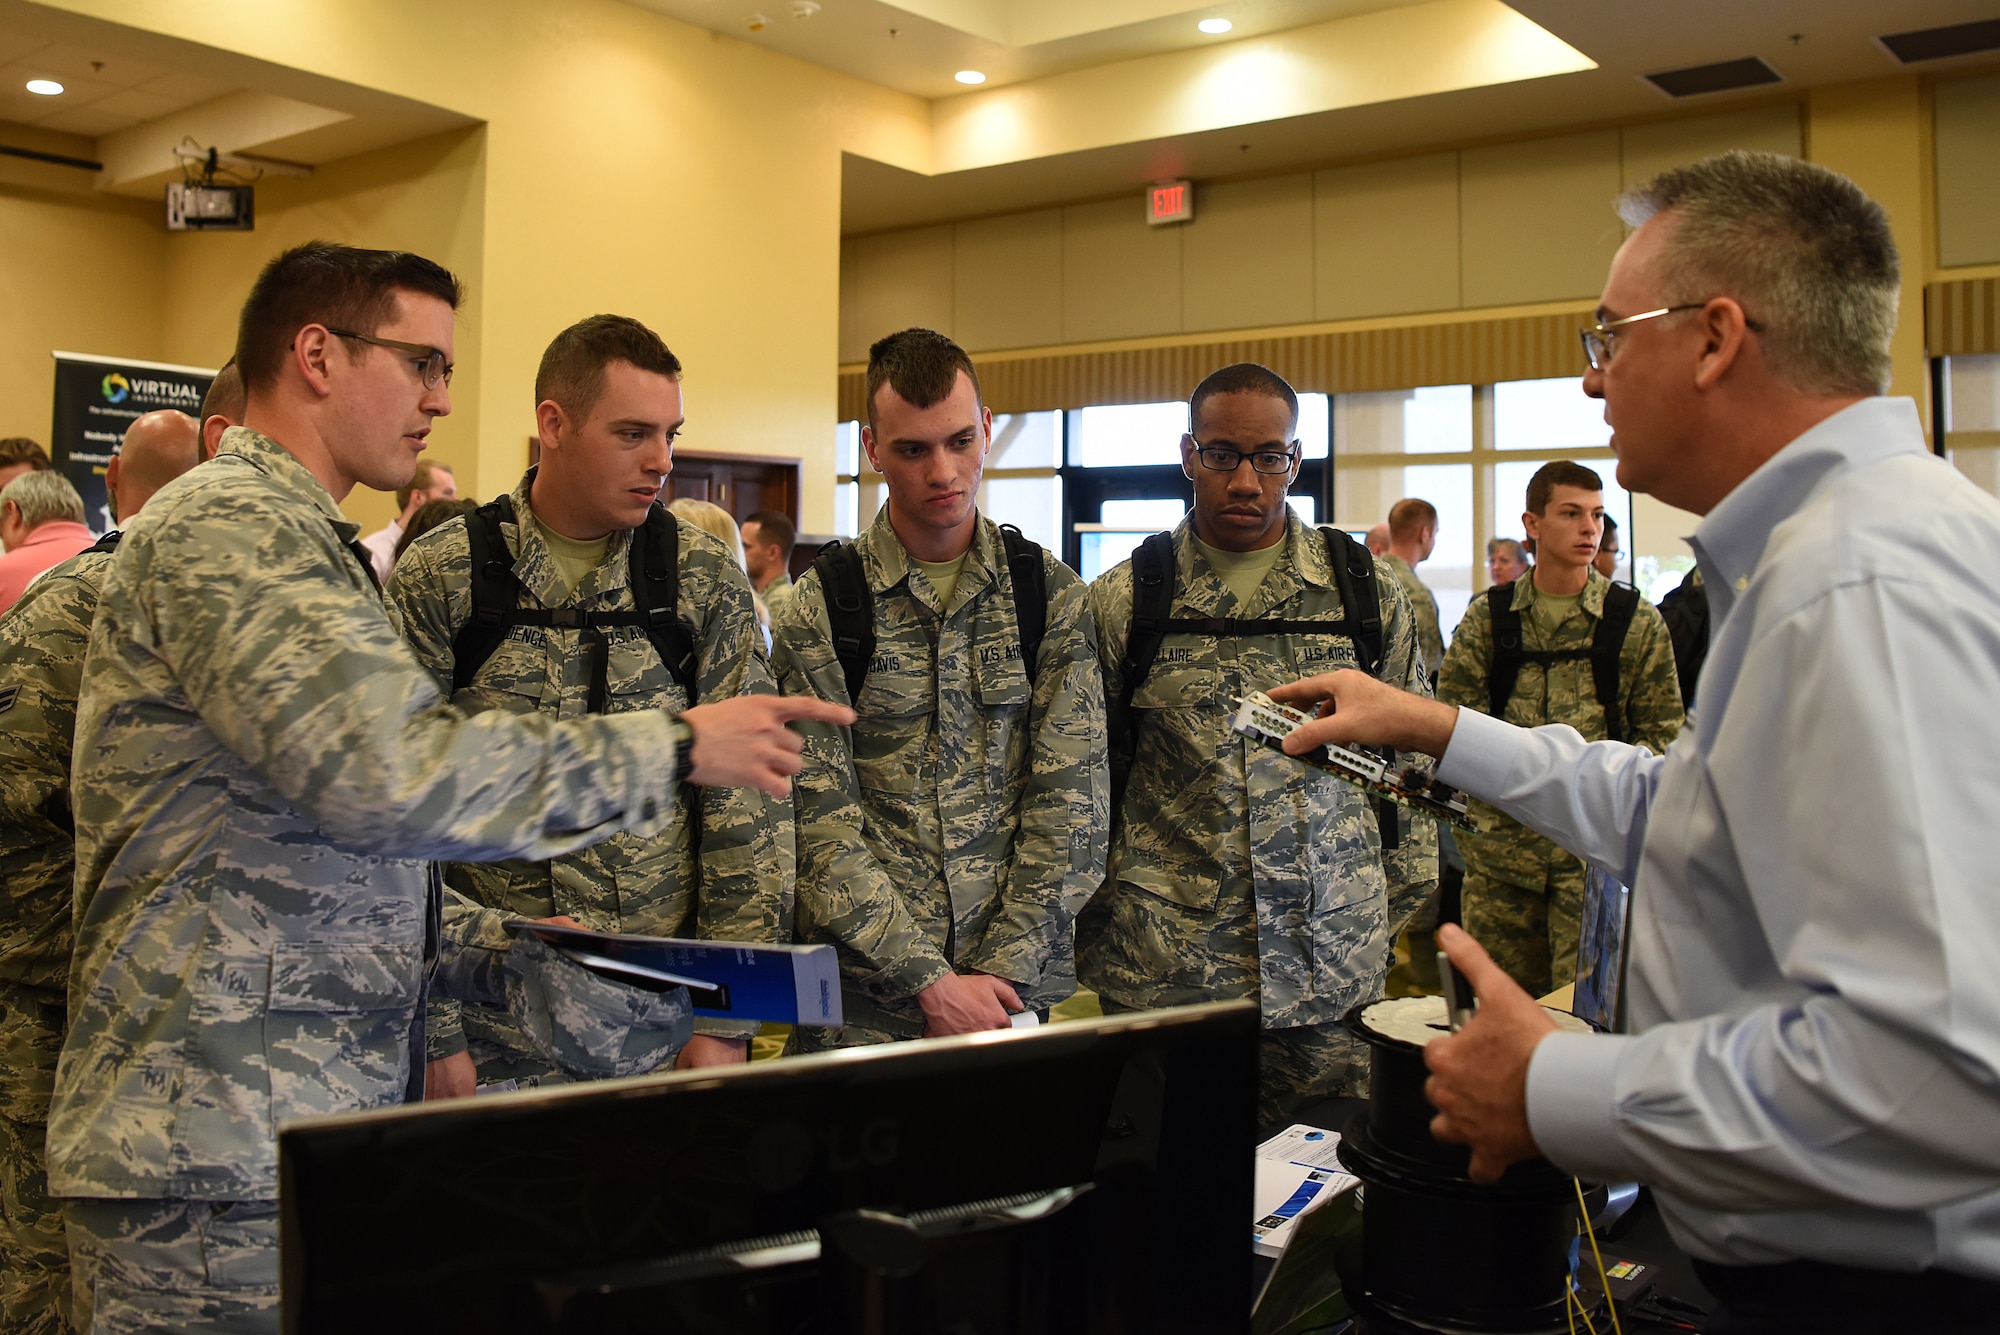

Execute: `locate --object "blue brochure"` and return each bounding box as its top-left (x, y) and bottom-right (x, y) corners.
top-left (503, 921), bottom-right (844, 1027)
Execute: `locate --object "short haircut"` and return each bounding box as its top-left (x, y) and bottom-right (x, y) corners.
top-left (1189, 363), bottom-right (1298, 436)
top-left (1600, 514), bottom-right (1619, 539)
top-left (201, 360), bottom-right (246, 423)
top-left (395, 496), bottom-right (480, 564)
top-left (1618, 151), bottom-right (1899, 397)
top-left (395, 458), bottom-right (454, 511)
top-left (0, 438), bottom-right (50, 472)
top-left (742, 509), bottom-right (795, 555)
top-left (2, 468), bottom-right (84, 528)
top-left (1525, 460), bottom-right (1603, 515)
top-left (235, 241), bottom-right (463, 394)
top-left (1388, 497), bottom-right (1438, 541)
top-left (865, 328), bottom-right (981, 430)
top-left (535, 314), bottom-right (682, 424)
top-left (1487, 536), bottom-right (1527, 561)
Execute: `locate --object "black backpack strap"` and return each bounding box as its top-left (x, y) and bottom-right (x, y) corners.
top-left (1321, 527), bottom-right (1383, 678)
top-left (998, 524), bottom-right (1047, 679)
top-left (633, 506), bottom-right (698, 704)
top-left (810, 540), bottom-right (874, 705)
top-left (1120, 531), bottom-right (1179, 714)
top-left (85, 529), bottom-right (121, 557)
top-left (450, 496), bottom-right (521, 694)
top-left (1591, 582), bottom-right (1641, 743)
top-left (1486, 582), bottom-right (1525, 719)
top-left (1322, 528), bottom-right (1397, 848)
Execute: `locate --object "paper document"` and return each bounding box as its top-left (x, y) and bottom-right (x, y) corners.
top-left (1252, 1124), bottom-right (1359, 1259)
top-left (503, 922), bottom-right (843, 1026)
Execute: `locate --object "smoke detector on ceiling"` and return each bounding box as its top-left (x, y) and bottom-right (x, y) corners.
top-left (789, 1), bottom-right (820, 16)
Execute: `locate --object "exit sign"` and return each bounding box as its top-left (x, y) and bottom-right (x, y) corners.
top-left (1148, 179), bottom-right (1193, 226)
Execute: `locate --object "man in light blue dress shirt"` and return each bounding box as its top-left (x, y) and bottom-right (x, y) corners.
top-left (1273, 151), bottom-right (2000, 1332)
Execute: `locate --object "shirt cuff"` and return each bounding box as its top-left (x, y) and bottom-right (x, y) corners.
top-left (1436, 706), bottom-right (1522, 798)
top-left (1525, 1029), bottom-right (1637, 1183)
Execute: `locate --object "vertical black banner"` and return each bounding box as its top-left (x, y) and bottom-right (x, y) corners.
top-left (50, 352), bottom-right (215, 533)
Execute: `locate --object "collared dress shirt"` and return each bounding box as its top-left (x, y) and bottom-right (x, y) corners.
top-left (1437, 397), bottom-right (2000, 1277)
top-left (0, 520), bottom-right (96, 614)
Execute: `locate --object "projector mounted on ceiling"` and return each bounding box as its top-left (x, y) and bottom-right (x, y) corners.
top-left (166, 182), bottom-right (254, 232)
top-left (165, 141), bottom-right (256, 232)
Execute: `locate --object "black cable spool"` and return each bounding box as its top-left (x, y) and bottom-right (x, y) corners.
top-left (1335, 999), bottom-right (1594, 1334)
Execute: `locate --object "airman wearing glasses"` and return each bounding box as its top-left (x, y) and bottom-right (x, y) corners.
top-left (1078, 363), bottom-right (1437, 1129)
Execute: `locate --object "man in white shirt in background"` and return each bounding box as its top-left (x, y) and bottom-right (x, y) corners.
top-left (359, 455), bottom-right (456, 581)
top-left (1273, 150), bottom-right (2000, 1332)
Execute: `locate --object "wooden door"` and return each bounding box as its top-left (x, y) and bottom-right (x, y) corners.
top-left (665, 453), bottom-right (798, 523)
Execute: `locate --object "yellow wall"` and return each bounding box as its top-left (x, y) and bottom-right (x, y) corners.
top-left (40, 0), bottom-right (932, 535)
top-left (0, 130), bottom-right (165, 445)
top-left (839, 102), bottom-right (1804, 363)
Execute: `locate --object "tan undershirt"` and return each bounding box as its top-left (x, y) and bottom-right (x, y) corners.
top-left (530, 511), bottom-right (614, 596)
top-left (1527, 587), bottom-right (1582, 639)
top-left (1193, 533), bottom-right (1286, 608)
top-left (911, 552), bottom-right (970, 607)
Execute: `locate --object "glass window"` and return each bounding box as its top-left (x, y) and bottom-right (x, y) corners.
top-left (1400, 465), bottom-right (1475, 642)
top-left (835, 481), bottom-right (857, 537)
top-left (1101, 498), bottom-right (1187, 527)
top-left (1287, 495), bottom-right (1316, 525)
top-left (835, 420), bottom-right (860, 477)
top-left (1335, 385), bottom-right (1472, 455)
top-left (980, 475), bottom-right (1063, 553)
top-left (1494, 376), bottom-right (1609, 451)
top-left (988, 411), bottom-right (1063, 470)
top-left (1070, 402), bottom-right (1188, 468)
top-left (1948, 354), bottom-right (2000, 499)
top-left (1078, 531), bottom-right (1148, 583)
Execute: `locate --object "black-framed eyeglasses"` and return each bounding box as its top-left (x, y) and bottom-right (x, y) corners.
top-left (1580, 302), bottom-right (1763, 371)
top-left (1188, 437), bottom-right (1299, 474)
top-left (325, 327), bottom-right (453, 388)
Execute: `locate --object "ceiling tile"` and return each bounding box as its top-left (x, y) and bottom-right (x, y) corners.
top-left (0, 34), bottom-right (48, 66)
top-left (136, 70), bottom-right (232, 106)
top-left (34, 103), bottom-right (138, 135)
top-left (28, 43), bottom-right (168, 88)
top-left (91, 86), bottom-right (182, 121)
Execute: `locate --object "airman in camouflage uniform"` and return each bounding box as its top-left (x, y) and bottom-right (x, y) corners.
top-left (1378, 553), bottom-right (1442, 683)
top-left (0, 406), bottom-right (205, 1334)
top-left (0, 546), bottom-right (111, 1335)
top-left (391, 470), bottom-right (788, 1085)
top-left (774, 509), bottom-right (1107, 1044)
top-left (1080, 367), bottom-right (1437, 1129)
top-left (773, 328), bottom-right (1107, 1047)
top-left (1438, 537), bottom-right (1682, 996)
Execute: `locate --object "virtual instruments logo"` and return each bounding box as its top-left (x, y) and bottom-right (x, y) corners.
top-left (100, 372), bottom-right (130, 404)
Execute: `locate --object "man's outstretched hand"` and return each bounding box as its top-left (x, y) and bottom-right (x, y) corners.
top-left (678, 695), bottom-right (856, 798)
top-left (1423, 923), bottom-right (1558, 1182)
top-left (1266, 669), bottom-right (1459, 761)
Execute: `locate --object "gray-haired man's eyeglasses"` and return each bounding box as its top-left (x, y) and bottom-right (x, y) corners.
top-left (1580, 302), bottom-right (1763, 371)
top-left (326, 327), bottom-right (454, 389)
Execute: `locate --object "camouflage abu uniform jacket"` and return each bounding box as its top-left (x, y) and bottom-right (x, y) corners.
top-left (770, 510), bottom-right (1108, 1033)
top-left (1378, 552), bottom-right (1443, 683)
top-left (0, 544), bottom-right (115, 1129)
top-left (1080, 513), bottom-right (1439, 1030)
top-left (1436, 569), bottom-right (1684, 880)
top-left (389, 473), bottom-right (789, 1054)
top-left (50, 428), bottom-right (687, 1201)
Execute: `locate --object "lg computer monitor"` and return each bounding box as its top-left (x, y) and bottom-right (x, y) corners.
top-left (279, 999), bottom-right (1258, 1334)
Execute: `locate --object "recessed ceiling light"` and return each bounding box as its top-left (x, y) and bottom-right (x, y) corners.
top-left (955, 69), bottom-right (987, 84)
top-left (1198, 18), bottom-right (1232, 34)
top-left (25, 78), bottom-right (64, 96)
